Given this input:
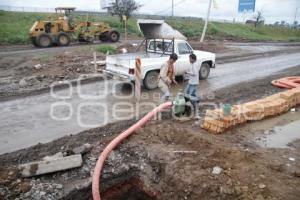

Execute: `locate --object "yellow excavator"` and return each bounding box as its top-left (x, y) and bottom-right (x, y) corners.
top-left (29, 7), bottom-right (120, 47)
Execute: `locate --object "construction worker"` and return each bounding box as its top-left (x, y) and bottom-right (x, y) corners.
top-left (184, 53), bottom-right (200, 98)
top-left (158, 53), bottom-right (178, 102)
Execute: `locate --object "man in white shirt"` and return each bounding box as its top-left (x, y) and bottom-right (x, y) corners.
top-left (184, 53), bottom-right (200, 97)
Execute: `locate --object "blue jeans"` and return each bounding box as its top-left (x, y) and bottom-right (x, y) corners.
top-left (184, 84), bottom-right (197, 97)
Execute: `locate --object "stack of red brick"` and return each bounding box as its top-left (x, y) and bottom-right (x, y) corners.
top-left (201, 87), bottom-right (300, 134)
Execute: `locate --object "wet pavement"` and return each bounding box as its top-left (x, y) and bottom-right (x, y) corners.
top-left (1, 51), bottom-right (300, 154)
top-left (255, 119), bottom-right (300, 148)
top-left (254, 114), bottom-right (300, 149)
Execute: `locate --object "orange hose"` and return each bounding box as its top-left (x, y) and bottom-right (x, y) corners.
top-left (271, 76), bottom-right (300, 89)
top-left (92, 101), bottom-right (172, 200)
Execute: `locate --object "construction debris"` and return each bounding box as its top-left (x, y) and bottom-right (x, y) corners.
top-left (72, 143), bottom-right (92, 155)
top-left (42, 152), bottom-right (63, 161)
top-left (201, 87), bottom-right (300, 134)
top-left (19, 155), bottom-right (83, 177)
top-left (90, 60), bottom-right (106, 66)
top-left (212, 166), bottom-right (223, 175)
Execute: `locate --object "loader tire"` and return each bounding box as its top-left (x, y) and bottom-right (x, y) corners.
top-left (57, 33), bottom-right (70, 46)
top-left (99, 32), bottom-right (109, 42)
top-left (109, 31), bottom-right (120, 42)
top-left (31, 37), bottom-right (39, 47)
top-left (36, 33), bottom-right (52, 48)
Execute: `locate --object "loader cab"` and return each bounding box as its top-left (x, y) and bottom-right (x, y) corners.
top-left (55, 7), bottom-right (76, 18)
top-left (55, 7), bottom-right (76, 29)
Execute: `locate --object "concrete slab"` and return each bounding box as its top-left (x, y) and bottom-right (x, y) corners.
top-left (19, 154), bottom-right (83, 177)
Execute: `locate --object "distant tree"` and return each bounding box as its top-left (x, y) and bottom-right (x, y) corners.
top-left (280, 21), bottom-right (286, 26)
top-left (274, 21), bottom-right (279, 26)
top-left (253, 11), bottom-right (264, 27)
top-left (293, 21), bottom-right (298, 28)
top-left (285, 22), bottom-right (290, 28)
top-left (109, 0), bottom-right (142, 22)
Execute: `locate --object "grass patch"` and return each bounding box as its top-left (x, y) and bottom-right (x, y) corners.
top-left (0, 11), bottom-right (299, 45)
top-left (38, 54), bottom-right (50, 62)
top-left (95, 45), bottom-right (117, 54)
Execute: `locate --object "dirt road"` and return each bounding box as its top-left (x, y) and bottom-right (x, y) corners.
top-left (0, 40), bottom-right (300, 199)
top-left (0, 67), bottom-right (299, 200)
top-left (1, 40), bottom-right (299, 100)
top-left (0, 50), bottom-right (300, 154)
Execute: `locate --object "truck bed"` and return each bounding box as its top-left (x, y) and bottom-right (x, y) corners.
top-left (105, 52), bottom-right (169, 81)
top-left (107, 52), bottom-right (167, 60)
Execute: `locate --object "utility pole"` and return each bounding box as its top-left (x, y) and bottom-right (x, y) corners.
top-left (172, 0), bottom-right (174, 17)
top-left (294, 7), bottom-right (298, 23)
top-left (200, 0), bottom-right (213, 42)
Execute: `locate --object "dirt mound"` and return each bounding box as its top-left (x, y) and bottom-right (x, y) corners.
top-left (130, 121), bottom-right (300, 200)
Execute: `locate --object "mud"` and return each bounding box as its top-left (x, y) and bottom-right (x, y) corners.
top-left (249, 110), bottom-right (300, 149)
top-left (189, 40), bottom-right (229, 53)
top-left (1, 66), bottom-right (300, 199)
top-left (0, 41), bottom-right (299, 101)
top-left (0, 46), bottom-right (107, 100)
top-left (1, 41), bottom-right (300, 199)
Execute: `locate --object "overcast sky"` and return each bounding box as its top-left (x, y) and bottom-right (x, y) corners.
top-left (2, 0), bottom-right (300, 23)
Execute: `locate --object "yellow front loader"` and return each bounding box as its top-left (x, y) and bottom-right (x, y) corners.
top-left (29, 7), bottom-right (120, 47)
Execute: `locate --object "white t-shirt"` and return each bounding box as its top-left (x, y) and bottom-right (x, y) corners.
top-left (187, 62), bottom-right (200, 85)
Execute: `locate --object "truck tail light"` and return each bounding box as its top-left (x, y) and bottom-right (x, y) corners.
top-left (128, 68), bottom-right (135, 75)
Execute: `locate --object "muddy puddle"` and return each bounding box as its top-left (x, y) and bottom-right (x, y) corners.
top-left (253, 110), bottom-right (300, 148)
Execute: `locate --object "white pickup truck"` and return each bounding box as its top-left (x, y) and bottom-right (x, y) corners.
top-left (104, 20), bottom-right (216, 90)
top-left (105, 39), bottom-right (216, 89)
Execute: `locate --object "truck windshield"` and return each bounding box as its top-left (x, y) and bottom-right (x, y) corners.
top-left (148, 41), bottom-right (173, 53)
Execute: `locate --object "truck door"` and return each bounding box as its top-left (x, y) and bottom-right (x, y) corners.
top-left (175, 42), bottom-right (193, 75)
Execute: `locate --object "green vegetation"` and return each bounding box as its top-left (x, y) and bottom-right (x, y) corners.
top-left (167, 18), bottom-right (300, 41)
top-left (0, 11), bottom-right (49, 44)
top-left (38, 53), bottom-right (50, 62)
top-left (0, 11), bottom-right (299, 45)
top-left (95, 45), bottom-right (117, 54)
top-left (0, 11), bottom-right (140, 44)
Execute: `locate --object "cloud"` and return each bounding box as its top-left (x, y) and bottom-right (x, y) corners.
top-left (3, 0), bottom-right (300, 23)
top-left (137, 0), bottom-right (300, 23)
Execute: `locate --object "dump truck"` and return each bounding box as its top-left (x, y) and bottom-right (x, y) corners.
top-left (29, 7), bottom-right (120, 47)
top-left (104, 19), bottom-right (216, 90)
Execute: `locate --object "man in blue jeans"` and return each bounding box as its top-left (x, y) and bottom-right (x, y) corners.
top-left (184, 53), bottom-right (200, 98)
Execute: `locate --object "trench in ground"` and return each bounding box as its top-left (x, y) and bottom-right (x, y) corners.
top-left (65, 175), bottom-right (156, 200)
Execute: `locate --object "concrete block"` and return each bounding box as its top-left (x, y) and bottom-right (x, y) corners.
top-left (43, 152), bottom-right (64, 161)
top-left (19, 154), bottom-right (83, 177)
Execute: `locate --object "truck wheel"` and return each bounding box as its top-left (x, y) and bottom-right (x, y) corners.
top-left (36, 33), bottom-right (52, 48)
top-left (199, 62), bottom-right (210, 79)
top-left (109, 31), bottom-right (120, 42)
top-left (57, 33), bottom-right (70, 46)
top-left (99, 32), bottom-right (109, 42)
top-left (143, 71), bottom-right (159, 90)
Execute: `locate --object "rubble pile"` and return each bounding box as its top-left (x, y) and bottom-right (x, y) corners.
top-left (201, 87), bottom-right (300, 134)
